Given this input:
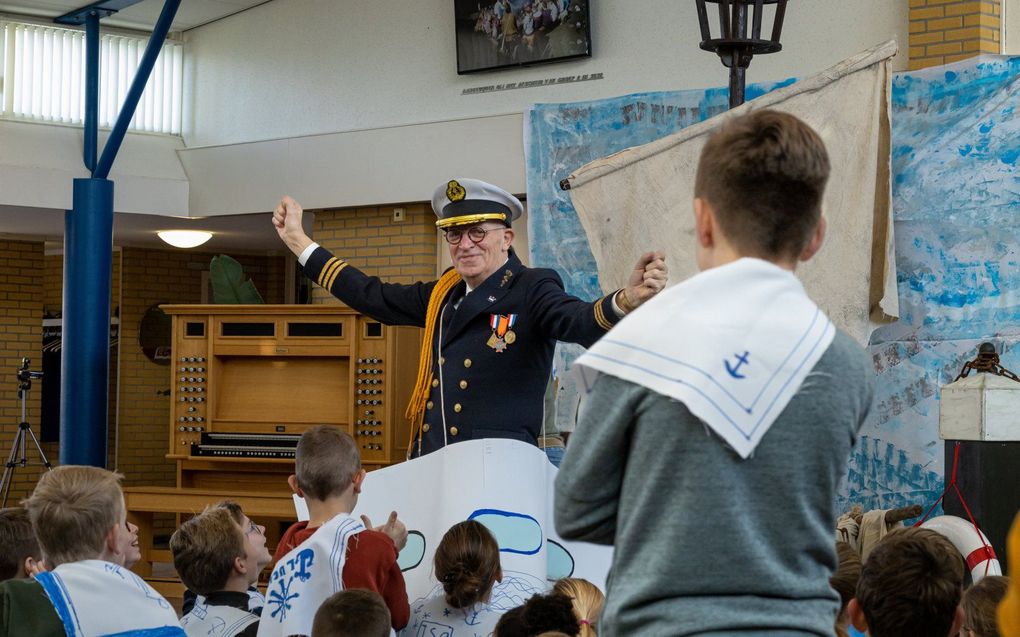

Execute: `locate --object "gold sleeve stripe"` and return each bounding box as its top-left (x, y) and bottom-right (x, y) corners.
top-left (323, 261), bottom-right (348, 290)
top-left (318, 258), bottom-right (343, 288)
top-left (594, 297), bottom-right (613, 331)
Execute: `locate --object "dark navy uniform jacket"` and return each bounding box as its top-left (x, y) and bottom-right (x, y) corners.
top-left (302, 246), bottom-right (622, 456)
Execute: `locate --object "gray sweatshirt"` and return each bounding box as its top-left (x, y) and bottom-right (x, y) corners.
top-left (554, 330), bottom-right (874, 636)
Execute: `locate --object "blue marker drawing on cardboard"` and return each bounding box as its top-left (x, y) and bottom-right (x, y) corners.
top-left (398, 531), bottom-right (427, 572)
top-left (404, 571), bottom-right (546, 637)
top-left (468, 509), bottom-right (542, 555)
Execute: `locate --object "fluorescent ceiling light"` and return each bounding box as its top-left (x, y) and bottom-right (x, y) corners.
top-left (157, 230), bottom-right (212, 249)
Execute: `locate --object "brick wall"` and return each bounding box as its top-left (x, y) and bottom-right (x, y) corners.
top-left (0, 240), bottom-right (47, 504)
top-left (310, 203), bottom-right (437, 304)
top-left (116, 248), bottom-right (285, 487)
top-left (909, 0), bottom-right (1000, 70)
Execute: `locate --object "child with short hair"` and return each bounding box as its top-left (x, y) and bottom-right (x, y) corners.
top-left (555, 109), bottom-right (876, 636)
top-left (492, 593), bottom-right (579, 637)
top-left (258, 426), bottom-right (409, 636)
top-left (961, 575), bottom-right (1009, 637)
top-left (171, 505), bottom-right (272, 636)
top-left (0, 466), bottom-right (182, 636)
top-left (181, 500), bottom-right (268, 616)
top-left (0, 507), bottom-right (42, 581)
top-left (402, 520), bottom-right (504, 636)
top-left (311, 589), bottom-right (391, 637)
top-left (848, 526), bottom-right (965, 636)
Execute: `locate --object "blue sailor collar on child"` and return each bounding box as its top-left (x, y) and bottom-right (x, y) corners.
top-left (35, 559), bottom-right (184, 637)
top-left (574, 257), bottom-right (835, 459)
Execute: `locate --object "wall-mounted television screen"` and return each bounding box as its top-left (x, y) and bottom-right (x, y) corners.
top-left (455, 0), bottom-right (592, 74)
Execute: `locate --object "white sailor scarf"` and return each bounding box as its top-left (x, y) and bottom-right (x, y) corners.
top-left (575, 258), bottom-right (835, 459)
top-left (181, 594), bottom-right (259, 637)
top-left (256, 514), bottom-right (365, 637)
top-left (34, 559), bottom-right (184, 637)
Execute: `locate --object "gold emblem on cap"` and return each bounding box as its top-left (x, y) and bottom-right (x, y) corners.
top-left (447, 180), bottom-right (466, 202)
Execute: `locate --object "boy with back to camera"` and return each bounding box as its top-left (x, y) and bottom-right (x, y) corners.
top-left (258, 425), bottom-right (409, 637)
top-left (0, 466), bottom-right (182, 636)
top-left (0, 507), bottom-right (42, 581)
top-left (848, 526), bottom-right (965, 636)
top-left (555, 109), bottom-right (876, 635)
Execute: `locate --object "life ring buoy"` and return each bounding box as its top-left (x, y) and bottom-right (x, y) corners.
top-left (920, 515), bottom-right (1002, 583)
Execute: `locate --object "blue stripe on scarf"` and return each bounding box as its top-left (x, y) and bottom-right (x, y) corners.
top-left (34, 571), bottom-right (80, 636)
top-left (104, 626), bottom-right (186, 637)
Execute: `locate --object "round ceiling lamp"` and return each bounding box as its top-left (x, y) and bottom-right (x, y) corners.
top-left (156, 230), bottom-right (213, 249)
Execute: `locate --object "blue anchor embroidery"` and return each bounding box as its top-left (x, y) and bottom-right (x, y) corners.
top-left (724, 351), bottom-right (750, 379)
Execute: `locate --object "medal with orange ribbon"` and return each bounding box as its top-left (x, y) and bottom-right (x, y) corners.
top-left (487, 314), bottom-right (518, 352)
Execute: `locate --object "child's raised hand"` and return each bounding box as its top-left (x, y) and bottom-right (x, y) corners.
top-left (361, 511), bottom-right (408, 551)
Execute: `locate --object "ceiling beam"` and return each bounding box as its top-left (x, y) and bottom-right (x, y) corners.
top-left (54, 0), bottom-right (146, 25)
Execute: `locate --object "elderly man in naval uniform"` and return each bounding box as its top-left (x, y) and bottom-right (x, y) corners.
top-left (273, 178), bottom-right (666, 458)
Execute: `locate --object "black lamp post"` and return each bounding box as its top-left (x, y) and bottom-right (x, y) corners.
top-left (695, 0), bottom-right (788, 109)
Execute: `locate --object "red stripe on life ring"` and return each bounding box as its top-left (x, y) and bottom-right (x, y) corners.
top-left (966, 545), bottom-right (997, 571)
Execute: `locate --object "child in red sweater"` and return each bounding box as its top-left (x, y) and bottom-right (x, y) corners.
top-left (260, 426), bottom-right (409, 636)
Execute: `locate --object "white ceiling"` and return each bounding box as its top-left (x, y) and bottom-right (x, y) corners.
top-left (0, 203), bottom-right (312, 252)
top-left (0, 0), bottom-right (295, 251)
top-left (0, 0), bottom-right (272, 32)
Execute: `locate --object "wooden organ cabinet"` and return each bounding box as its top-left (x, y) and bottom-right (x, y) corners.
top-left (162, 305), bottom-right (421, 491)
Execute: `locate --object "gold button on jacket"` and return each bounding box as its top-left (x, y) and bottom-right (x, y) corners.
top-left (449, 426), bottom-right (459, 436)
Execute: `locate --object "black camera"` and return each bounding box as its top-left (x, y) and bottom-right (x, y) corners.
top-left (16, 358), bottom-right (43, 385)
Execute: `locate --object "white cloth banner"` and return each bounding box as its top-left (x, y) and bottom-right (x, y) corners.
top-left (352, 439), bottom-right (613, 604)
top-left (575, 258), bottom-right (835, 458)
top-left (35, 559), bottom-right (183, 637)
top-left (257, 514), bottom-right (364, 637)
top-left (564, 41), bottom-right (900, 344)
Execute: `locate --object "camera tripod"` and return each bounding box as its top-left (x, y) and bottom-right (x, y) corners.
top-left (0, 358), bottom-right (52, 508)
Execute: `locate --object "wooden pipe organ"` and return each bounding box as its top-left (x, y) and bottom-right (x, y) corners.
top-left (163, 305), bottom-right (421, 491)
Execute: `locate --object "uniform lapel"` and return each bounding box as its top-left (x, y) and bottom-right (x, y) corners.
top-left (441, 250), bottom-right (523, 347)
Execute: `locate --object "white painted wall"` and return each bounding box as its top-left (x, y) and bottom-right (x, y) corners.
top-left (0, 119), bottom-right (188, 215)
top-left (183, 0), bottom-right (908, 148)
top-left (178, 0), bottom-right (907, 214)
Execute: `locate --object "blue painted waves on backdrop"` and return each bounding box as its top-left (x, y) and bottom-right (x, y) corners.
top-left (469, 509), bottom-right (543, 555)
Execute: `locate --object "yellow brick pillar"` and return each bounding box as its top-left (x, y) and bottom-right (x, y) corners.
top-left (909, 0), bottom-right (1001, 70)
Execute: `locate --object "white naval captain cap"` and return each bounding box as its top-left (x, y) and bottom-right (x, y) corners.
top-left (431, 178), bottom-right (524, 229)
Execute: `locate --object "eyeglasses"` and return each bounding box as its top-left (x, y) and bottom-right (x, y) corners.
top-left (443, 226), bottom-right (503, 245)
top-left (246, 520), bottom-right (264, 536)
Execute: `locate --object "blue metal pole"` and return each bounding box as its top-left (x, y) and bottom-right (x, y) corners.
top-left (93, 0), bottom-right (181, 179)
top-left (61, 178), bottom-right (114, 467)
top-left (84, 10), bottom-right (100, 173)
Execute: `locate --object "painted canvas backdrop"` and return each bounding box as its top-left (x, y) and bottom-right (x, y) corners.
top-left (524, 75), bottom-right (796, 435)
top-left (526, 53), bottom-right (1020, 513)
top-left (855, 55), bottom-right (1020, 511)
top-left (564, 41), bottom-right (899, 343)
